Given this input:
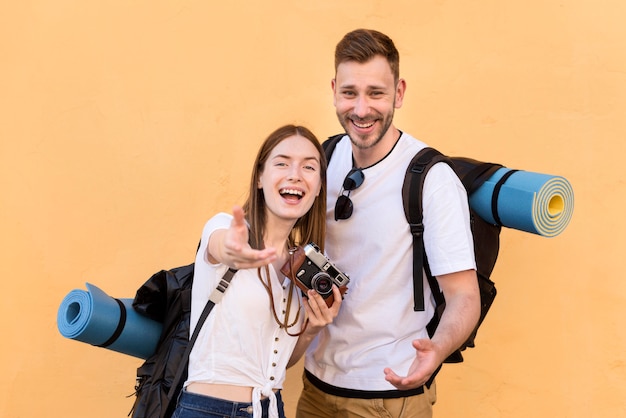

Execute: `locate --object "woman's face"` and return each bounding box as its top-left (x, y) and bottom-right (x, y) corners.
top-left (258, 134), bottom-right (322, 223)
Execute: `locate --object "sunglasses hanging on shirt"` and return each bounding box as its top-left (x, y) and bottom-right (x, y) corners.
top-left (334, 168), bottom-right (365, 221)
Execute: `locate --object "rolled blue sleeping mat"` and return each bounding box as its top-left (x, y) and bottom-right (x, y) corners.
top-left (469, 167), bottom-right (574, 237)
top-left (57, 283), bottom-right (162, 359)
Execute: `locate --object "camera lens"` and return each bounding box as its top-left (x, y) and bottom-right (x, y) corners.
top-left (311, 273), bottom-right (333, 297)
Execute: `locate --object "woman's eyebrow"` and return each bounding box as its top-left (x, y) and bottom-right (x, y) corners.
top-left (272, 154), bottom-right (320, 162)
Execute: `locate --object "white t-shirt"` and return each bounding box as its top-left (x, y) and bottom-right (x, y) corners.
top-left (304, 132), bottom-right (476, 392)
top-left (185, 213), bottom-right (305, 413)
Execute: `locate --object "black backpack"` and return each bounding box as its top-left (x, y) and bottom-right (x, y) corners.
top-left (129, 262), bottom-right (237, 418)
top-left (129, 263), bottom-right (195, 418)
top-left (323, 134), bottom-right (505, 363)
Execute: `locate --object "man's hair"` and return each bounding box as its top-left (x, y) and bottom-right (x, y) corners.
top-left (334, 29), bottom-right (400, 82)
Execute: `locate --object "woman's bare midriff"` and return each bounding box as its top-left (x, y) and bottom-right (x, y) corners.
top-left (186, 382), bottom-right (277, 402)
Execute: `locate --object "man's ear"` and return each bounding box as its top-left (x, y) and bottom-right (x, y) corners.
top-left (395, 78), bottom-right (406, 109)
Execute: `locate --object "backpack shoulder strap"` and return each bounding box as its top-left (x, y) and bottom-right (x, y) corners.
top-left (322, 134), bottom-right (345, 162)
top-left (402, 147), bottom-right (452, 311)
top-left (163, 267), bottom-right (238, 418)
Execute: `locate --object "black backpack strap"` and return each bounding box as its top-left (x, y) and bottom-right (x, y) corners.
top-left (162, 268), bottom-right (238, 418)
top-left (490, 169), bottom-right (519, 226)
top-left (322, 134), bottom-right (346, 162)
top-left (96, 298), bottom-right (127, 348)
top-left (402, 147), bottom-right (451, 311)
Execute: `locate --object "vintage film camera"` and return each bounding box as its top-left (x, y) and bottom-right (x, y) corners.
top-left (280, 243), bottom-right (349, 307)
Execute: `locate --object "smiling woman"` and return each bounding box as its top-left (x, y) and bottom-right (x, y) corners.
top-left (170, 125), bottom-right (342, 418)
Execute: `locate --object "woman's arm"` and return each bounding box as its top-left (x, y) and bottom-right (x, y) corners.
top-left (207, 205), bottom-right (277, 268)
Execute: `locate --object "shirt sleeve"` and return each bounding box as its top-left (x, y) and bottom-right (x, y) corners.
top-left (199, 212), bottom-right (234, 264)
top-left (422, 163), bottom-right (476, 277)
top-left (190, 212), bottom-right (234, 331)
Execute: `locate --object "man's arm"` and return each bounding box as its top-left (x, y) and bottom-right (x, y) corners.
top-left (383, 268), bottom-right (480, 390)
top-left (431, 268), bottom-right (481, 354)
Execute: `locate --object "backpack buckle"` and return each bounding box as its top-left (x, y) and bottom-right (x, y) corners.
top-left (409, 223), bottom-right (424, 236)
top-left (410, 164), bottom-right (426, 174)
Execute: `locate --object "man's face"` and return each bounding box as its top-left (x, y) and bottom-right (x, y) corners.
top-left (332, 55), bottom-right (405, 150)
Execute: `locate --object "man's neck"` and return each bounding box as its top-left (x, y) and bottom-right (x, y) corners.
top-left (352, 127), bottom-right (401, 168)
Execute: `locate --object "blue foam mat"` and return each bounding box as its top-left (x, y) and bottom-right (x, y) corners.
top-left (57, 283), bottom-right (162, 359)
top-left (469, 167), bottom-right (574, 237)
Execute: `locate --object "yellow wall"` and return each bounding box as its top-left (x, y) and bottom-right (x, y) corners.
top-left (1, 1), bottom-right (624, 416)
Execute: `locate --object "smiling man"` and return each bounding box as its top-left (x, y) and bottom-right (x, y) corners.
top-left (295, 29), bottom-right (481, 418)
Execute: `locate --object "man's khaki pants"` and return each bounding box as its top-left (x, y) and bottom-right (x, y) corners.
top-left (295, 373), bottom-right (437, 418)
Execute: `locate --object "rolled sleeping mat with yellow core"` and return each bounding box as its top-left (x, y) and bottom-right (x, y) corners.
top-left (57, 283), bottom-right (162, 359)
top-left (469, 167), bottom-right (574, 237)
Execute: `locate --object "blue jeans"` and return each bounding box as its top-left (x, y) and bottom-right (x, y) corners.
top-left (172, 389), bottom-right (285, 418)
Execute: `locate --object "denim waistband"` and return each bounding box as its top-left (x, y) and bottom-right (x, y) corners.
top-left (177, 389), bottom-right (282, 417)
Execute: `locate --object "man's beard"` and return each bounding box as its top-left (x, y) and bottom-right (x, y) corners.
top-left (338, 107), bottom-right (395, 151)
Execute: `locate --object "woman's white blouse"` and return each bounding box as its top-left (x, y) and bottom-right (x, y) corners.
top-left (185, 213), bottom-right (305, 418)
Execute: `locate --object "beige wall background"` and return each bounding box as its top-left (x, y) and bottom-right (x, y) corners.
top-left (1, 0), bottom-right (624, 417)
